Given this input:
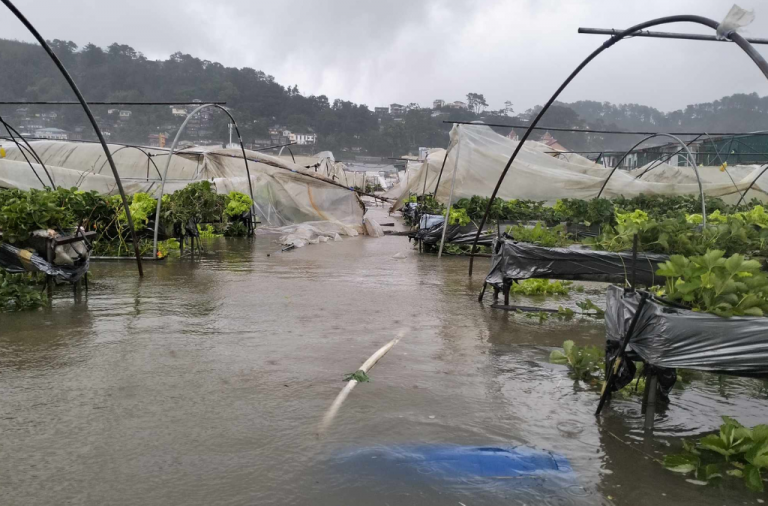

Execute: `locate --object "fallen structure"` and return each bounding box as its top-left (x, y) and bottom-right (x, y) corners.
top-left (0, 140), bottom-right (365, 237)
top-left (389, 124), bottom-right (768, 210)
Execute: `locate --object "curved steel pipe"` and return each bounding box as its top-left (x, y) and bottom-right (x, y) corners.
top-left (93, 145), bottom-right (164, 181)
top-left (634, 133), bottom-right (746, 203)
top-left (152, 104), bottom-right (255, 257)
top-left (0, 121), bottom-right (46, 188)
top-left (2, 0), bottom-right (143, 276)
top-left (468, 14), bottom-right (768, 276)
top-left (735, 163), bottom-right (768, 206)
top-left (0, 117), bottom-right (56, 188)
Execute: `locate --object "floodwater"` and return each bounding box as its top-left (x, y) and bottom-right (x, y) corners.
top-left (2, 215), bottom-right (767, 505)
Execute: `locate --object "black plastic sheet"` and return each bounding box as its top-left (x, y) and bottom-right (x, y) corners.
top-left (411, 222), bottom-right (495, 246)
top-left (485, 236), bottom-right (668, 287)
top-left (0, 242), bottom-right (89, 283)
top-left (605, 285), bottom-right (768, 378)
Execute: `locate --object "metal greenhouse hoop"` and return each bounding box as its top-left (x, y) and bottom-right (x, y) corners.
top-left (152, 104), bottom-right (255, 258)
top-left (1, 0), bottom-right (144, 276)
top-left (736, 163), bottom-right (768, 206)
top-left (0, 117), bottom-right (55, 188)
top-left (595, 133), bottom-right (706, 223)
top-left (467, 14), bottom-right (768, 276)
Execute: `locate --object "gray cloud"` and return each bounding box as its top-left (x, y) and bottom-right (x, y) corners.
top-left (3, 0), bottom-right (768, 112)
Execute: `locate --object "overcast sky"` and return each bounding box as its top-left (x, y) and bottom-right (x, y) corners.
top-left (4, 0), bottom-right (768, 113)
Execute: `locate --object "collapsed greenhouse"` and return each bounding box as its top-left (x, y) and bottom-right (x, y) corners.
top-left (391, 124), bottom-right (768, 210)
top-left (0, 140), bottom-right (365, 234)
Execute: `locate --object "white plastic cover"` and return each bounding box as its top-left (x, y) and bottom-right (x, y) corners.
top-left (389, 125), bottom-right (768, 209)
top-left (717, 4), bottom-right (755, 40)
top-left (0, 141), bottom-right (365, 232)
top-left (276, 221), bottom-right (357, 248)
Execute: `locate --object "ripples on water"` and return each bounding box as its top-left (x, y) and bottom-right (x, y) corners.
top-left (0, 233), bottom-right (765, 505)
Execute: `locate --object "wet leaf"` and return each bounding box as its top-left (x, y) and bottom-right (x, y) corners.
top-left (663, 454), bottom-right (699, 474)
top-left (744, 465), bottom-right (764, 492)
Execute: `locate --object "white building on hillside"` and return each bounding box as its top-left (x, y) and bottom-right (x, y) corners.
top-left (35, 127), bottom-right (69, 140)
top-left (290, 132), bottom-right (317, 145)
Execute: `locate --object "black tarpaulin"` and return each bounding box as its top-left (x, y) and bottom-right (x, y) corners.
top-left (605, 285), bottom-right (768, 378)
top-left (485, 236), bottom-right (668, 287)
top-left (410, 222), bottom-right (495, 247)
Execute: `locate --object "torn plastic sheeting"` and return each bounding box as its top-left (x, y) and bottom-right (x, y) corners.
top-left (717, 4), bottom-right (755, 40)
top-left (274, 221), bottom-right (357, 248)
top-left (364, 218), bottom-right (384, 237)
top-left (0, 242), bottom-right (88, 283)
top-left (419, 213), bottom-right (444, 229)
top-left (485, 237), bottom-right (668, 287)
top-left (606, 285), bottom-right (768, 377)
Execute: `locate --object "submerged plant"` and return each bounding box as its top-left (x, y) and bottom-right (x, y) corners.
top-left (663, 416), bottom-right (768, 492)
top-left (224, 221), bottom-right (249, 237)
top-left (197, 224), bottom-right (223, 239)
top-left (156, 238), bottom-right (180, 259)
top-left (549, 340), bottom-right (605, 381)
top-left (509, 278), bottom-right (572, 296)
top-left (576, 298), bottom-right (605, 317)
top-left (0, 271), bottom-right (47, 311)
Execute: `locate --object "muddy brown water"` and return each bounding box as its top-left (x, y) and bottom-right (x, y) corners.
top-left (1, 231), bottom-right (767, 505)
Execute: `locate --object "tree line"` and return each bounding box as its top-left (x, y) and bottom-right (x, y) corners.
top-left (0, 38), bottom-right (765, 157)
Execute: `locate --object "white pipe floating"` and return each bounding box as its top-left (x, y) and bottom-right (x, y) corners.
top-left (319, 329), bottom-right (407, 434)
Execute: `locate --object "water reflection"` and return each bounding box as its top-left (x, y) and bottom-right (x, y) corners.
top-left (0, 234), bottom-right (766, 505)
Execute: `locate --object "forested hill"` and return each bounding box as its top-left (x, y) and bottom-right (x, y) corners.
top-left (1, 37), bottom-right (766, 156)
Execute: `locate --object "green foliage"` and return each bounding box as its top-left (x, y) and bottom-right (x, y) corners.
top-left (156, 238), bottom-right (180, 259)
top-left (118, 192), bottom-right (156, 231)
top-left (588, 209), bottom-right (768, 258)
top-left (224, 191), bottom-right (253, 219)
top-left (454, 197), bottom-right (558, 224)
top-left (656, 250), bottom-right (768, 317)
top-left (612, 194), bottom-right (730, 220)
top-left (445, 207), bottom-right (470, 226)
top-left (549, 340), bottom-right (604, 380)
top-left (576, 298), bottom-right (605, 317)
top-left (224, 221), bottom-right (249, 237)
top-left (420, 195), bottom-right (445, 216)
top-left (0, 271), bottom-right (47, 311)
top-left (0, 188), bottom-right (74, 243)
top-left (197, 224), bottom-right (223, 238)
top-left (343, 370), bottom-right (370, 383)
top-left (553, 198), bottom-right (614, 226)
top-left (735, 204), bottom-right (768, 228)
top-left (164, 181), bottom-right (221, 228)
top-left (663, 416), bottom-right (768, 492)
top-left (506, 222), bottom-right (571, 247)
top-left (509, 278), bottom-right (572, 296)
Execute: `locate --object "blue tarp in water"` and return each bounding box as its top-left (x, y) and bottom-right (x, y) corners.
top-left (337, 445), bottom-right (571, 479)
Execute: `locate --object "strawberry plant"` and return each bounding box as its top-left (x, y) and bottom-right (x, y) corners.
top-left (506, 222), bottom-right (571, 247)
top-left (656, 250), bottom-right (768, 317)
